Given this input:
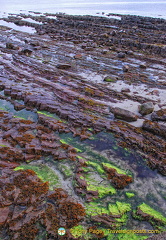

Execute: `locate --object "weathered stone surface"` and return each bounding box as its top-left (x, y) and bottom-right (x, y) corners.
top-left (139, 102), bottom-right (154, 115)
top-left (142, 120), bottom-right (166, 139)
top-left (0, 12), bottom-right (166, 239)
top-left (151, 108), bottom-right (166, 121)
top-left (112, 107), bottom-right (138, 122)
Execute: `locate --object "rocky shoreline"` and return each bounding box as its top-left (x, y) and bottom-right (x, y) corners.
top-left (0, 12), bottom-right (166, 240)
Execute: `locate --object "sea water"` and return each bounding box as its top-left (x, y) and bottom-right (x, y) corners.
top-left (0, 0), bottom-right (166, 19)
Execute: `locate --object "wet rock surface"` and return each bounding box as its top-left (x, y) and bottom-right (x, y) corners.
top-left (0, 12), bottom-right (166, 240)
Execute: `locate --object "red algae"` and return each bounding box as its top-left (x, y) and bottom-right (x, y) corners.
top-left (0, 166), bottom-right (85, 239)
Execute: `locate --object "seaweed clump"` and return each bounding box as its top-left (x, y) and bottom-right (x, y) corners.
top-left (0, 163), bottom-right (85, 240)
top-left (102, 163), bottom-right (133, 189)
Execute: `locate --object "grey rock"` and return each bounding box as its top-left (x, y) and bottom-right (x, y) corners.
top-left (139, 102), bottom-right (154, 115)
top-left (151, 108), bottom-right (166, 121)
top-left (123, 65), bottom-right (129, 72)
top-left (117, 52), bottom-right (126, 58)
top-left (142, 120), bottom-right (166, 139)
top-left (6, 42), bottom-right (19, 50)
top-left (139, 63), bottom-right (147, 69)
top-left (56, 64), bottom-right (71, 70)
top-left (112, 107), bottom-right (138, 122)
top-left (20, 49), bottom-right (33, 57)
top-left (104, 76), bottom-right (117, 82)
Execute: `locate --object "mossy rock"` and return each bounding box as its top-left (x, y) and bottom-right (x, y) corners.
top-left (0, 144), bottom-right (8, 147)
top-left (104, 76), bottom-right (117, 82)
top-left (102, 162), bottom-right (130, 176)
top-left (58, 162), bottom-right (73, 178)
top-left (87, 161), bottom-right (105, 174)
top-left (133, 203), bottom-right (166, 227)
top-left (83, 172), bottom-right (116, 198)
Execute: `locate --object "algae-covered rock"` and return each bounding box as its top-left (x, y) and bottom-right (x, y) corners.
top-left (108, 201), bottom-right (131, 216)
top-left (102, 162), bottom-right (133, 189)
top-left (85, 201), bottom-right (131, 229)
top-left (142, 120), bottom-right (166, 139)
top-left (0, 166), bottom-right (85, 239)
top-left (139, 102), bottom-right (154, 116)
top-left (104, 76), bottom-right (117, 82)
top-left (14, 164), bottom-right (61, 190)
top-left (133, 203), bottom-right (166, 227)
top-left (151, 108), bottom-right (166, 121)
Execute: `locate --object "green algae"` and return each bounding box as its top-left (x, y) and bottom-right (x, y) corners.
top-left (135, 203), bottom-right (166, 225)
top-left (87, 184), bottom-right (116, 198)
top-left (0, 144), bottom-right (8, 147)
top-left (104, 77), bottom-right (116, 82)
top-left (37, 110), bottom-right (60, 120)
top-left (14, 164), bottom-right (60, 190)
top-left (60, 139), bottom-right (83, 153)
top-left (102, 162), bottom-right (129, 176)
top-left (58, 162), bottom-right (73, 178)
top-left (13, 115), bottom-right (26, 120)
top-left (108, 201), bottom-right (131, 216)
top-left (87, 161), bottom-right (105, 174)
top-left (83, 172), bottom-right (116, 198)
top-left (126, 192), bottom-right (135, 198)
top-left (88, 128), bottom-right (93, 132)
top-left (85, 202), bottom-right (109, 216)
top-left (60, 134), bottom-right (85, 152)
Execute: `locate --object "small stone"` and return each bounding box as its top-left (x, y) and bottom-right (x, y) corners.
top-left (111, 30), bottom-right (117, 36)
top-left (117, 52), bottom-right (126, 58)
top-left (104, 76), bottom-right (117, 82)
top-left (19, 49), bottom-right (33, 57)
top-left (6, 42), bottom-right (19, 50)
top-left (84, 47), bottom-right (94, 51)
top-left (121, 88), bottom-right (130, 93)
top-left (127, 50), bottom-right (134, 55)
top-left (123, 65), bottom-right (129, 72)
top-left (139, 63), bottom-right (147, 69)
top-left (81, 44), bottom-right (87, 49)
top-left (74, 54), bottom-right (83, 60)
top-left (30, 41), bottom-right (40, 47)
top-left (139, 102), bottom-right (154, 115)
top-left (56, 64), bottom-right (71, 70)
top-left (102, 49), bottom-right (108, 54)
top-left (151, 90), bottom-right (159, 96)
